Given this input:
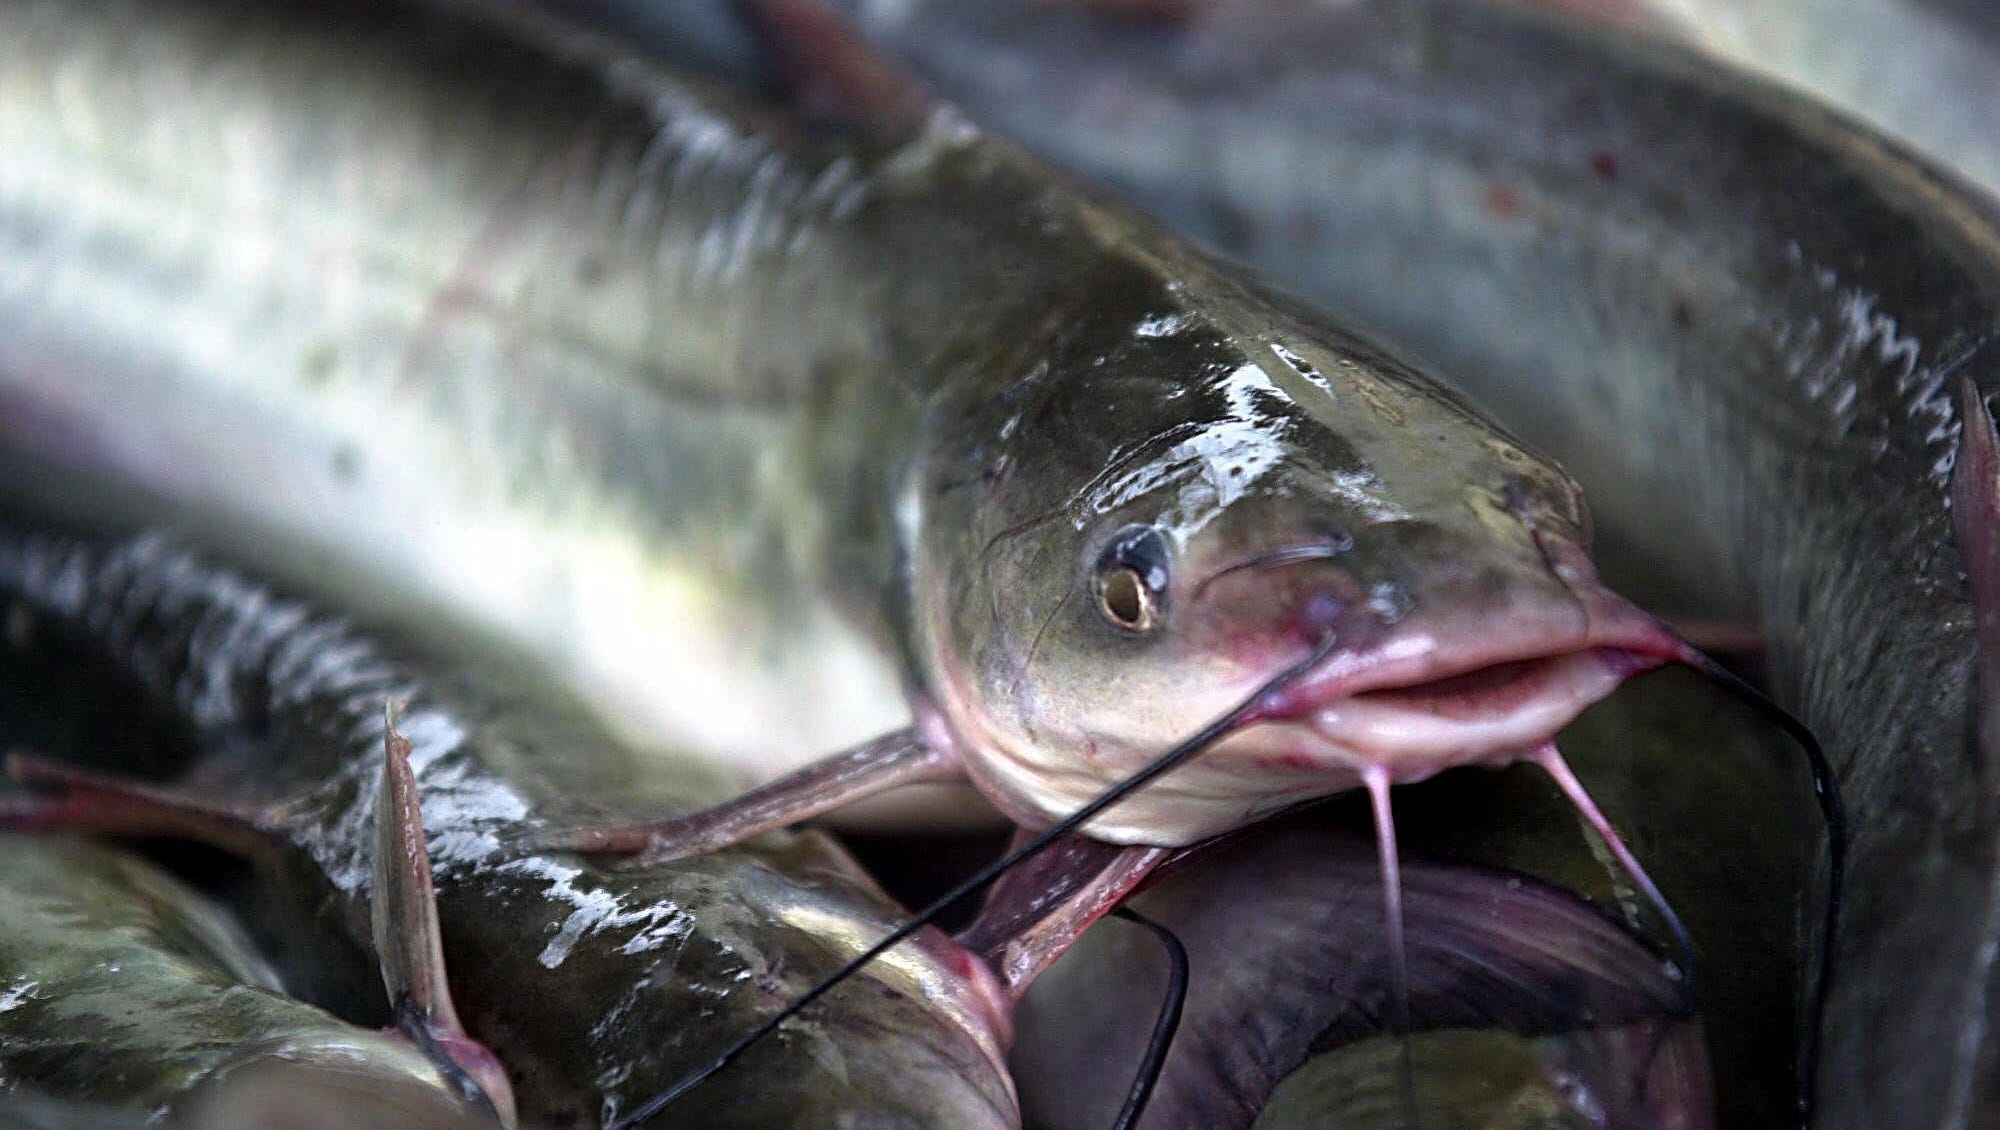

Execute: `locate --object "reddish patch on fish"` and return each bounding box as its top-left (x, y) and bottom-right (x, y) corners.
top-left (1500, 0), bottom-right (1672, 33)
top-left (1256, 751), bottom-right (1320, 772)
top-left (1591, 151), bottom-right (1619, 181)
top-left (1486, 182), bottom-right (1523, 218)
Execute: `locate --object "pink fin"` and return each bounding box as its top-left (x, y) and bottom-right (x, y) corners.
top-left (1008, 815), bottom-right (1691, 1129)
top-left (0, 752), bottom-right (278, 862)
top-left (1956, 381), bottom-right (2000, 668)
top-left (1954, 379), bottom-right (2000, 802)
top-left (529, 729), bottom-right (959, 867)
top-left (957, 831), bottom-right (1171, 997)
top-left (375, 712), bottom-right (518, 1128)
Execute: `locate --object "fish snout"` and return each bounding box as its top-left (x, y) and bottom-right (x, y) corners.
top-left (1188, 552), bottom-right (1379, 663)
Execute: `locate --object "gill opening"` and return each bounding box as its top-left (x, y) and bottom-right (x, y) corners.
top-left (605, 631), bottom-right (1345, 1130)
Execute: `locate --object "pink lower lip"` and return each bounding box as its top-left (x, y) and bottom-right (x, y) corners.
top-left (1247, 596), bottom-right (1684, 725)
top-left (1353, 656), bottom-right (1551, 713)
top-left (1237, 646), bottom-right (1670, 783)
top-left (1342, 648), bottom-right (1667, 720)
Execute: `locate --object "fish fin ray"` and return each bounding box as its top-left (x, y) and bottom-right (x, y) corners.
top-left (956, 834), bottom-right (1171, 997)
top-left (374, 707), bottom-right (519, 1129)
top-left (0, 751), bottom-right (281, 862)
top-left (528, 728), bottom-right (959, 866)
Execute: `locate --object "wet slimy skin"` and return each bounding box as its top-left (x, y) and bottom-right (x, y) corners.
top-left (0, 531), bottom-right (1018, 1130)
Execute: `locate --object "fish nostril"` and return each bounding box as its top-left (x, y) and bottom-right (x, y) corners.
top-left (1368, 581), bottom-right (1413, 624)
top-left (1299, 589), bottom-right (1347, 634)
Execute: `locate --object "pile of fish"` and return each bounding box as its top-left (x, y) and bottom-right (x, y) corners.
top-left (0, 0), bottom-right (1994, 1126)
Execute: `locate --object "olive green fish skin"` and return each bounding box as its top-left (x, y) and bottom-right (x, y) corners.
top-left (828, 1), bottom-right (2000, 1124)
top-left (0, 835), bottom-right (479, 1128)
top-left (0, 530), bottom-right (1018, 1130)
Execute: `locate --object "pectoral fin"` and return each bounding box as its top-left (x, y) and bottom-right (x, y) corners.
top-left (528, 729), bottom-right (961, 867)
top-left (0, 752), bottom-right (281, 863)
top-left (1954, 379), bottom-right (2000, 792)
top-left (956, 832), bottom-right (1172, 997)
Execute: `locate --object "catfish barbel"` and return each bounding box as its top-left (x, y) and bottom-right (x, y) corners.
top-left (793, 0), bottom-right (2000, 1124)
top-left (1005, 813), bottom-right (1705, 1129)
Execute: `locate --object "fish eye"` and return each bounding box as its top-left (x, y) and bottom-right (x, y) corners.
top-left (1092, 525), bottom-right (1170, 634)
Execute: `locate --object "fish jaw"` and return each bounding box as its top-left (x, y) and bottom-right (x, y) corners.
top-left (1256, 646), bottom-right (1659, 784)
top-left (942, 579), bottom-right (1680, 847)
top-left (1233, 578), bottom-right (1681, 782)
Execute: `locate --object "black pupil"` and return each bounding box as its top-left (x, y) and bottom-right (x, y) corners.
top-left (1097, 527), bottom-right (1168, 629)
top-left (1104, 570), bottom-right (1146, 625)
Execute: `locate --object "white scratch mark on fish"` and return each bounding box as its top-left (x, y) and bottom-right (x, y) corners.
top-left (1086, 362), bottom-right (1293, 534)
top-left (618, 913), bottom-right (694, 957)
top-left (504, 853), bottom-right (691, 969)
top-left (0, 979), bottom-right (38, 1012)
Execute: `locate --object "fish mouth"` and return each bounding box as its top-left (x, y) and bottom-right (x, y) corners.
top-left (1246, 616), bottom-right (1680, 784)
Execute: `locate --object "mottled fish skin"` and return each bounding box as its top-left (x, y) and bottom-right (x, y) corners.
top-left (0, 834), bottom-right (484, 1129)
top-left (0, 528), bottom-right (1017, 1130)
top-left (826, 2), bottom-right (2000, 1124)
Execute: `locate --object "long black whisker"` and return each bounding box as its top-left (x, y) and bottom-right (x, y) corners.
top-left (1107, 906), bottom-right (1188, 1130)
top-left (1678, 645), bottom-right (1843, 1125)
top-left (608, 633), bottom-right (1342, 1130)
